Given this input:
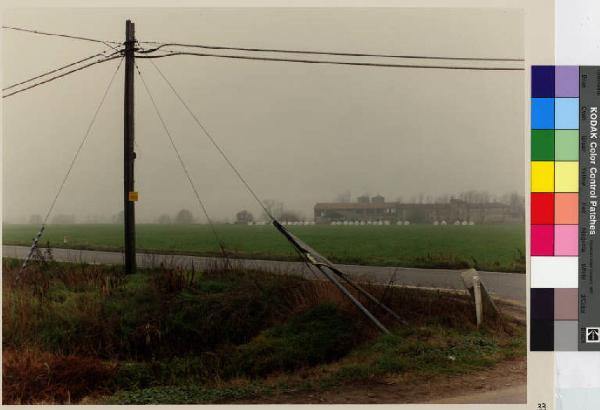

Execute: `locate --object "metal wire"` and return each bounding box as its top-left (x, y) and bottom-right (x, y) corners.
top-left (3, 47), bottom-right (123, 91)
top-left (3, 53), bottom-right (122, 98)
top-left (137, 41), bottom-right (524, 62)
top-left (146, 59), bottom-right (276, 220)
top-left (18, 57), bottom-right (124, 275)
top-left (134, 62), bottom-right (230, 261)
top-left (135, 50), bottom-right (524, 71)
top-left (3, 25), bottom-right (121, 47)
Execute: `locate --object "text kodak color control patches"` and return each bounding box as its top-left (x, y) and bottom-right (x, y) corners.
top-left (531, 65), bottom-right (600, 351)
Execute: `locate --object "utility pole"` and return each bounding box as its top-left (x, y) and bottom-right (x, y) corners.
top-left (124, 20), bottom-right (136, 273)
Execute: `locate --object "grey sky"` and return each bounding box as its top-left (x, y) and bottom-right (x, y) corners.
top-left (3, 7), bottom-right (524, 223)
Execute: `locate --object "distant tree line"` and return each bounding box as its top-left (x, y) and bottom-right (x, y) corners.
top-left (334, 190), bottom-right (524, 207)
top-left (233, 199), bottom-right (305, 224)
top-left (155, 209), bottom-right (195, 224)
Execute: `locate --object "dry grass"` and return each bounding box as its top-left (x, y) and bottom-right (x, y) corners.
top-left (2, 349), bottom-right (116, 404)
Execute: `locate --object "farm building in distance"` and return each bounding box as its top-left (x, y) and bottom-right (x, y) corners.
top-left (314, 195), bottom-right (522, 224)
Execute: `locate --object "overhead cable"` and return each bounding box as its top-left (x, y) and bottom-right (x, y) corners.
top-left (134, 62), bottom-right (230, 260)
top-left (3, 25), bottom-right (121, 48)
top-left (138, 41), bottom-right (524, 62)
top-left (3, 47), bottom-right (123, 91)
top-left (19, 57), bottom-right (124, 275)
top-left (146, 59), bottom-right (277, 220)
top-left (135, 50), bottom-right (524, 71)
top-left (3, 53), bottom-right (122, 98)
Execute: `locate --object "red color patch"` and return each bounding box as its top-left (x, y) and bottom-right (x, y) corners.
top-left (531, 193), bottom-right (554, 225)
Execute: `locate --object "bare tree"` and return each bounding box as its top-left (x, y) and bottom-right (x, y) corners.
top-left (157, 214), bottom-right (172, 224)
top-left (175, 209), bottom-right (195, 224)
top-left (235, 209), bottom-right (254, 224)
top-left (280, 210), bottom-right (302, 222)
top-left (261, 199), bottom-right (284, 220)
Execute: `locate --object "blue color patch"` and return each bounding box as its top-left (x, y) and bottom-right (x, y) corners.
top-left (532, 65), bottom-right (555, 97)
top-left (555, 98), bottom-right (579, 129)
top-left (532, 98), bottom-right (555, 129)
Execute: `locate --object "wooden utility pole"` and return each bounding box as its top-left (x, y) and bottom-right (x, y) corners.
top-left (124, 20), bottom-right (136, 273)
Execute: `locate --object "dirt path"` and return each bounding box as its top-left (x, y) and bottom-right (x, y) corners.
top-left (236, 356), bottom-right (526, 404)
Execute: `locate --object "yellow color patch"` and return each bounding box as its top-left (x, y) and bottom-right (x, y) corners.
top-left (531, 161), bottom-right (554, 192)
top-left (128, 191), bottom-right (139, 201)
top-left (555, 162), bottom-right (579, 192)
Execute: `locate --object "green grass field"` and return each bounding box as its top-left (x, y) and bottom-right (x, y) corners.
top-left (3, 223), bottom-right (524, 272)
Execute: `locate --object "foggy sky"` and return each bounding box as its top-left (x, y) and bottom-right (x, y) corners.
top-left (2, 7), bottom-right (524, 223)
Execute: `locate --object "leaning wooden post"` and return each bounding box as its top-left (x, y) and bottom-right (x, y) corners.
top-left (473, 276), bottom-right (483, 327)
top-left (461, 268), bottom-right (500, 327)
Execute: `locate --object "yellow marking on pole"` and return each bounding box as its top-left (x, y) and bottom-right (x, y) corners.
top-left (128, 191), bottom-right (138, 201)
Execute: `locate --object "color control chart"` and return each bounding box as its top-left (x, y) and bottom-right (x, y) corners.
top-left (531, 65), bottom-right (600, 351)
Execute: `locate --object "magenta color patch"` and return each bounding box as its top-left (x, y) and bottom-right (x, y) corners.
top-left (554, 225), bottom-right (578, 256)
top-left (531, 225), bottom-right (554, 256)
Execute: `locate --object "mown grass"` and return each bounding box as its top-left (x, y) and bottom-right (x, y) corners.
top-left (2, 257), bottom-right (525, 404)
top-left (3, 223), bottom-right (525, 272)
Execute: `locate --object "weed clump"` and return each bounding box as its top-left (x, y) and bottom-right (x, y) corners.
top-left (230, 304), bottom-right (359, 377)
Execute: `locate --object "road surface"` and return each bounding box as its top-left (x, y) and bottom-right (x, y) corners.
top-left (2, 245), bottom-right (525, 304)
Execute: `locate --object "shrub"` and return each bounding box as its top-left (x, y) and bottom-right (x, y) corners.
top-left (230, 304), bottom-right (359, 377)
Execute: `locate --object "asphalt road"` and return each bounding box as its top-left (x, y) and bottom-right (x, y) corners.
top-left (2, 245), bottom-right (525, 304)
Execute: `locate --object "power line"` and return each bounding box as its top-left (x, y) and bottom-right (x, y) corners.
top-left (138, 41), bottom-right (524, 62)
top-left (146, 59), bottom-right (276, 220)
top-left (3, 25), bottom-right (121, 48)
top-left (3, 53), bottom-right (122, 98)
top-left (134, 62), bottom-right (230, 260)
top-left (19, 57), bottom-right (124, 274)
top-left (42, 56), bottom-right (124, 225)
top-left (135, 50), bottom-right (524, 71)
top-left (3, 47), bottom-right (123, 91)
top-left (142, 60), bottom-right (330, 278)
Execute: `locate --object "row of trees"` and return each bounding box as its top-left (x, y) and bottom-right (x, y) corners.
top-left (154, 210), bottom-right (195, 224)
top-left (235, 199), bottom-right (304, 224)
top-left (335, 190), bottom-right (525, 207)
top-left (28, 209), bottom-right (198, 225)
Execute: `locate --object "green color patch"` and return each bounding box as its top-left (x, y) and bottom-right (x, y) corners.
top-left (531, 129), bottom-right (554, 161)
top-left (554, 130), bottom-right (578, 161)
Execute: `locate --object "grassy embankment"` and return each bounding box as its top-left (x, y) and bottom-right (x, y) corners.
top-left (2, 253), bottom-right (525, 404)
top-left (3, 223), bottom-right (525, 272)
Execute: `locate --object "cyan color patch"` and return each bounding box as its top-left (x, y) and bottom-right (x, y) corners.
top-left (555, 98), bottom-right (579, 129)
